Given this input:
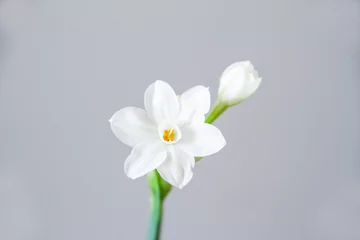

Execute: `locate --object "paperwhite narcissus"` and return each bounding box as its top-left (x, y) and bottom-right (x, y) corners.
top-left (218, 61), bottom-right (262, 106)
top-left (109, 81), bottom-right (226, 189)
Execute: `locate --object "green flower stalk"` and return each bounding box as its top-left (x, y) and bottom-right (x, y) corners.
top-left (147, 171), bottom-right (172, 240)
top-left (204, 101), bottom-right (229, 124)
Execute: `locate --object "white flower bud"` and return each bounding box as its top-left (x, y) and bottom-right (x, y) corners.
top-left (218, 61), bottom-right (262, 106)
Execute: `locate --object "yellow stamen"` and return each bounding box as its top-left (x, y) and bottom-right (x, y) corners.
top-left (163, 128), bottom-right (175, 142)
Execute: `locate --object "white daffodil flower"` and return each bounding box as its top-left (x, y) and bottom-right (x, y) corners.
top-left (218, 61), bottom-right (262, 106)
top-left (109, 81), bottom-right (226, 189)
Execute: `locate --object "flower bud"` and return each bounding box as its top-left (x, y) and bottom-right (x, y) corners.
top-left (218, 61), bottom-right (261, 106)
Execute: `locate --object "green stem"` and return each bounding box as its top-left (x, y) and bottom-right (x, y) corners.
top-left (147, 171), bottom-right (172, 240)
top-left (147, 189), bottom-right (163, 240)
top-left (205, 101), bottom-right (228, 124)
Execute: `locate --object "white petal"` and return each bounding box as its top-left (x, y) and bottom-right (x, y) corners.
top-left (110, 107), bottom-right (157, 147)
top-left (124, 141), bottom-right (167, 179)
top-left (144, 80), bottom-right (180, 125)
top-left (178, 123), bottom-right (226, 157)
top-left (157, 146), bottom-right (195, 189)
top-left (177, 85), bottom-right (210, 125)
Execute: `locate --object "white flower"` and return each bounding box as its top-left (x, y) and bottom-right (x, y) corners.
top-left (218, 61), bottom-right (262, 106)
top-left (109, 80), bottom-right (226, 189)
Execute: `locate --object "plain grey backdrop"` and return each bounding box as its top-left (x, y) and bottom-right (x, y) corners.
top-left (0, 0), bottom-right (359, 239)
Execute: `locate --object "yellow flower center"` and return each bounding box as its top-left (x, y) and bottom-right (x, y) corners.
top-left (163, 128), bottom-right (175, 142)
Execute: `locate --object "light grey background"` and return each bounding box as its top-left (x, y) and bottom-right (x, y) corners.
top-left (0, 0), bottom-right (359, 239)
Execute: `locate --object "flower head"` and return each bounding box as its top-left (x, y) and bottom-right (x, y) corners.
top-left (110, 81), bottom-right (226, 189)
top-left (218, 61), bottom-right (261, 106)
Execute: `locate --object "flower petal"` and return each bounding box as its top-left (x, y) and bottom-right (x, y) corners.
top-left (178, 123), bottom-right (226, 157)
top-left (177, 85), bottom-right (210, 125)
top-left (157, 146), bottom-right (195, 189)
top-left (110, 107), bottom-right (157, 147)
top-left (144, 80), bottom-right (180, 125)
top-left (124, 141), bottom-right (167, 179)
